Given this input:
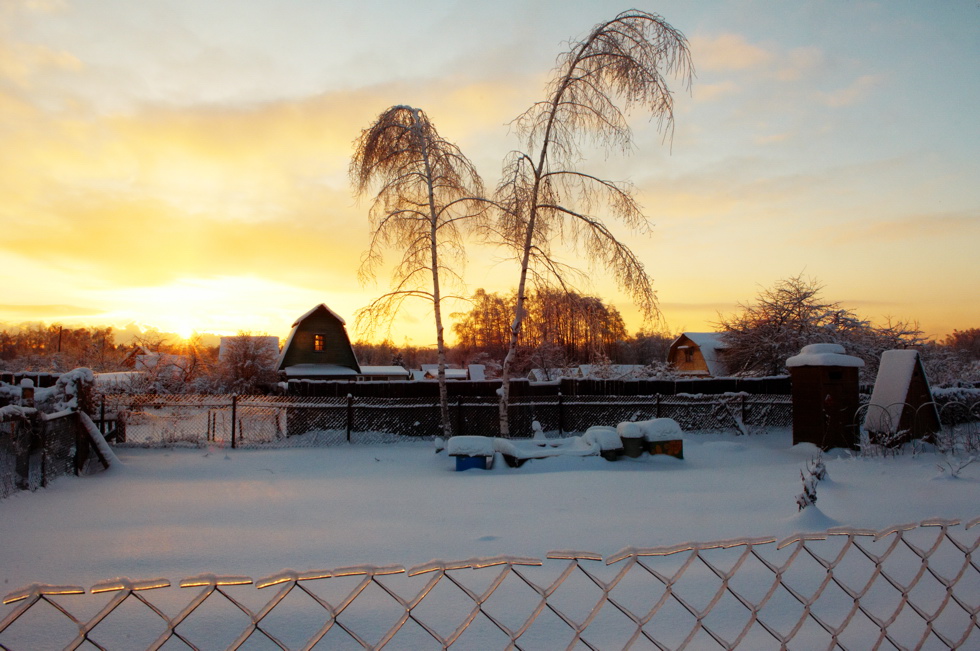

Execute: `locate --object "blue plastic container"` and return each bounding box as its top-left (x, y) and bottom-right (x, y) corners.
top-left (455, 456), bottom-right (488, 471)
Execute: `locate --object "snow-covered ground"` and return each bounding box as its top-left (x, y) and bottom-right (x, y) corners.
top-left (2, 428), bottom-right (976, 591)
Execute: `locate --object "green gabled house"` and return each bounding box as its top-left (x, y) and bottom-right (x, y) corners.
top-left (276, 304), bottom-right (362, 381)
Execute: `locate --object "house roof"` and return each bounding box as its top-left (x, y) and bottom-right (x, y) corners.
top-left (291, 303), bottom-right (346, 327)
top-left (863, 349), bottom-right (937, 432)
top-left (360, 365), bottom-right (411, 378)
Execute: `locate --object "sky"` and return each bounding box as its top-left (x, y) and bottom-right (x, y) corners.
top-left (1, 0), bottom-right (978, 347)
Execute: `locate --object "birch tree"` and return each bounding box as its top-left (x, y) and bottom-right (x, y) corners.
top-left (493, 10), bottom-right (693, 434)
top-left (351, 105), bottom-right (486, 438)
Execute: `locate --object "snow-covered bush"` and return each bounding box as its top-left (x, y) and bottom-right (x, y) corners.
top-left (796, 455), bottom-right (826, 511)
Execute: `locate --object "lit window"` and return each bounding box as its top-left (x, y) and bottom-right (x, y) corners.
top-left (314, 334), bottom-right (325, 352)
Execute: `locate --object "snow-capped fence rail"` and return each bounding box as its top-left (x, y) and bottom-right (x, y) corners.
top-left (96, 393), bottom-right (793, 448)
top-left (2, 517), bottom-right (977, 649)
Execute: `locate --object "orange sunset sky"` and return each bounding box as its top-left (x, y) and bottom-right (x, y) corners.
top-left (1, 0), bottom-right (978, 347)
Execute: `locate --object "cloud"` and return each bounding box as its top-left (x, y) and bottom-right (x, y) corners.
top-left (820, 74), bottom-right (882, 108)
top-left (690, 34), bottom-right (772, 72)
top-left (0, 304), bottom-right (103, 320)
top-left (823, 212), bottom-right (980, 246)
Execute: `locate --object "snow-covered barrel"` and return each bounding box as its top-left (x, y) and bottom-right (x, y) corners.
top-left (786, 344), bottom-right (864, 450)
top-left (615, 422), bottom-right (646, 458)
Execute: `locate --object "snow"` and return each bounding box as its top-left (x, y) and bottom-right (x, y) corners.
top-left (1, 427), bottom-right (976, 599)
top-left (785, 343), bottom-right (865, 368)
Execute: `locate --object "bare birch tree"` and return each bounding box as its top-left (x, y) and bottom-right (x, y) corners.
top-left (493, 10), bottom-right (694, 434)
top-left (351, 105), bottom-right (486, 438)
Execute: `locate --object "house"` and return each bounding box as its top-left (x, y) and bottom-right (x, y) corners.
top-left (667, 333), bottom-right (730, 377)
top-left (276, 304), bottom-right (361, 381)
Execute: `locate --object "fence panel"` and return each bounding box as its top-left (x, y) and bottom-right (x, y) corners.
top-left (98, 393), bottom-right (794, 449)
top-left (2, 518), bottom-right (976, 649)
top-left (1, 411), bottom-right (106, 500)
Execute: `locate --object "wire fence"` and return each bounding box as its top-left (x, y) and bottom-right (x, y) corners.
top-left (0, 410), bottom-right (108, 500)
top-left (97, 393), bottom-right (794, 449)
top-left (1, 517), bottom-right (977, 650)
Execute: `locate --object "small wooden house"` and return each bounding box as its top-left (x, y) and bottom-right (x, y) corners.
top-left (276, 304), bottom-right (361, 381)
top-left (667, 333), bottom-right (730, 377)
top-left (863, 349), bottom-right (940, 442)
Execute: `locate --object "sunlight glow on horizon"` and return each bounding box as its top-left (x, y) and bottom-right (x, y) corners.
top-left (1, 1), bottom-right (977, 347)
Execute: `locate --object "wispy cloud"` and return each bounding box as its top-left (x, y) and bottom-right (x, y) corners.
top-left (822, 212), bottom-right (980, 246)
top-left (690, 33), bottom-right (772, 72)
top-left (820, 74), bottom-right (883, 107)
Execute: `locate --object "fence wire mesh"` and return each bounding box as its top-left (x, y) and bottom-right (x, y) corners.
top-left (1, 412), bottom-right (105, 500)
top-left (98, 393), bottom-right (793, 449)
top-left (2, 517), bottom-right (976, 650)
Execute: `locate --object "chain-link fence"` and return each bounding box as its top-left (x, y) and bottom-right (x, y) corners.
top-left (2, 517), bottom-right (976, 649)
top-left (97, 393), bottom-right (793, 448)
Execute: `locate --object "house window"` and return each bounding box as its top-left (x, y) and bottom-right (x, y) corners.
top-left (314, 334), bottom-right (325, 352)
top-left (684, 349), bottom-right (694, 363)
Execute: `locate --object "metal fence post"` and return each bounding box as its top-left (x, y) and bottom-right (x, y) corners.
top-left (455, 395), bottom-right (463, 437)
top-left (231, 395), bottom-right (238, 449)
top-left (346, 394), bottom-right (354, 443)
top-left (557, 392), bottom-right (564, 436)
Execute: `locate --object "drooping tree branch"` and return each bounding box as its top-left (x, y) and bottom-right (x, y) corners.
top-left (492, 10), bottom-right (694, 435)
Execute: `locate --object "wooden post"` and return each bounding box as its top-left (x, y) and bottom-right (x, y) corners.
top-left (100, 396), bottom-right (106, 435)
top-left (231, 395), bottom-right (238, 449)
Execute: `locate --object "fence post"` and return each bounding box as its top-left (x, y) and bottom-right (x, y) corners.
top-left (741, 395), bottom-right (747, 428)
top-left (346, 394), bottom-right (354, 443)
top-left (231, 395), bottom-right (238, 449)
top-left (656, 394), bottom-right (661, 419)
top-left (100, 396), bottom-right (106, 434)
top-left (455, 395), bottom-right (463, 437)
top-left (557, 392), bottom-right (564, 437)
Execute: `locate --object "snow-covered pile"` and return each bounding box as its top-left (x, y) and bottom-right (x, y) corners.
top-left (786, 343), bottom-right (864, 368)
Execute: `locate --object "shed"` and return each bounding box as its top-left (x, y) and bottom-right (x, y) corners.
top-left (276, 304), bottom-right (361, 381)
top-left (863, 349), bottom-right (940, 443)
top-left (667, 333), bottom-right (730, 377)
top-left (787, 343), bottom-right (864, 450)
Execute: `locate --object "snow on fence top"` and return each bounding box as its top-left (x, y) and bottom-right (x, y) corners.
top-left (785, 343), bottom-right (864, 368)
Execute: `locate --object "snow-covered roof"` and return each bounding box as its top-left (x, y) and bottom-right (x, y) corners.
top-left (786, 344), bottom-right (864, 368)
top-left (420, 365), bottom-right (469, 380)
top-left (359, 366), bottom-right (411, 378)
top-left (863, 349), bottom-right (934, 432)
top-left (291, 303), bottom-right (346, 327)
top-left (468, 365), bottom-right (486, 381)
top-left (282, 364), bottom-right (359, 378)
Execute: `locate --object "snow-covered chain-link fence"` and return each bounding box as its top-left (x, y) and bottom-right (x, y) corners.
top-left (98, 393), bottom-right (793, 448)
top-left (2, 517), bottom-right (977, 649)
